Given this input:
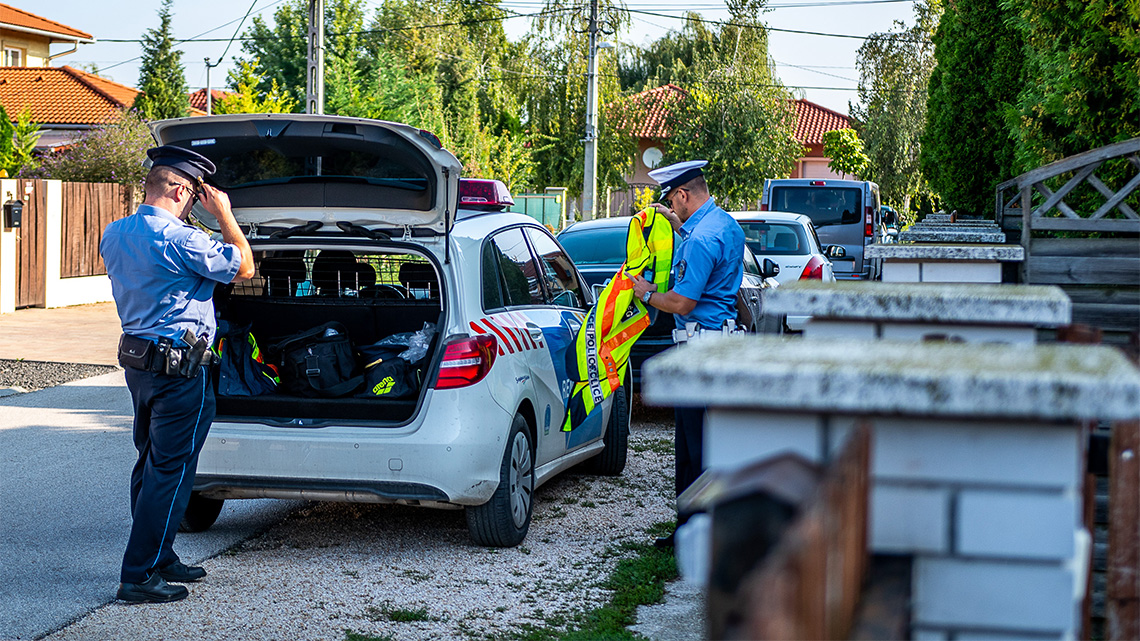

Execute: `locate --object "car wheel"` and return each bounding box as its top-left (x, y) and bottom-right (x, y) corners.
top-left (179, 491), bottom-right (224, 533)
top-left (582, 383), bottom-right (629, 476)
top-left (466, 413), bottom-right (534, 547)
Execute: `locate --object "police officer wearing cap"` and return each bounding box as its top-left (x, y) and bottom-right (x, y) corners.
top-left (101, 145), bottom-right (254, 603)
top-left (628, 160), bottom-right (745, 547)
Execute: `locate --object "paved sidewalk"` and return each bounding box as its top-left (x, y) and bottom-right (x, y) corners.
top-left (0, 302), bottom-right (121, 366)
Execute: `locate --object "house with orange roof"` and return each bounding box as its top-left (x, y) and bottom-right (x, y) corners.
top-left (0, 65), bottom-right (145, 150)
top-left (188, 88), bottom-right (234, 114)
top-left (615, 84), bottom-right (856, 201)
top-left (0, 2), bottom-right (93, 68)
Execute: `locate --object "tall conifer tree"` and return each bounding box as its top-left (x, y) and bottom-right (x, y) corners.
top-left (133, 0), bottom-right (191, 120)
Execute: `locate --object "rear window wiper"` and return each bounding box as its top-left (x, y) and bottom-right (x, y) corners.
top-left (269, 221), bottom-right (323, 238)
top-left (336, 221), bottom-right (392, 240)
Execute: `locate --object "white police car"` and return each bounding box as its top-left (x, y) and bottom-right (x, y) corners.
top-left (149, 114), bottom-right (624, 547)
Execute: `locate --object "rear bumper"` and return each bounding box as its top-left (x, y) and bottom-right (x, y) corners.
top-left (193, 388), bottom-right (513, 506)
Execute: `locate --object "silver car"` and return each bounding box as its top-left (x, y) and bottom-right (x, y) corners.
top-left (731, 211), bottom-right (844, 330)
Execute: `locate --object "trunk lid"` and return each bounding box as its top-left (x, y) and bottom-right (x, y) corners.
top-left (149, 114), bottom-right (462, 234)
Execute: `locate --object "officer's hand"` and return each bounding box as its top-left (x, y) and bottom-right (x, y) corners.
top-left (653, 204), bottom-right (681, 230)
top-left (627, 271), bottom-right (653, 298)
top-left (199, 183), bottom-right (233, 218)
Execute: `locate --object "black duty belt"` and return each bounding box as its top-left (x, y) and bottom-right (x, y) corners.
top-left (118, 331), bottom-right (217, 377)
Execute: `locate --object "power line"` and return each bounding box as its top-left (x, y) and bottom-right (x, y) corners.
top-left (619, 7), bottom-right (930, 43)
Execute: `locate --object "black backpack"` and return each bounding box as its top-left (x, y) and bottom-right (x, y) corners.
top-left (272, 322), bottom-right (363, 398)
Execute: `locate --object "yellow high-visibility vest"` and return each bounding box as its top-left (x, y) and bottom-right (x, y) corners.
top-left (563, 207), bottom-right (674, 431)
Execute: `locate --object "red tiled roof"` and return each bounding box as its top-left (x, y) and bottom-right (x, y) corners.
top-left (0, 3), bottom-right (93, 42)
top-left (188, 88), bottom-right (233, 111)
top-left (791, 98), bottom-right (850, 145)
top-left (0, 66), bottom-right (137, 125)
top-left (613, 85), bottom-right (851, 146)
top-left (610, 83), bottom-right (687, 139)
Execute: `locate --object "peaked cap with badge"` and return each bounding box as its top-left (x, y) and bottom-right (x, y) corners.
top-left (647, 160), bottom-right (707, 199)
top-left (146, 145), bottom-right (217, 184)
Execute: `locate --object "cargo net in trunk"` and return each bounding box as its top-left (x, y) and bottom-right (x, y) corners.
top-left (232, 249), bottom-right (440, 302)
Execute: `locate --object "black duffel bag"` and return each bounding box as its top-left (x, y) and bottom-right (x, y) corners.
top-left (272, 322), bottom-right (363, 398)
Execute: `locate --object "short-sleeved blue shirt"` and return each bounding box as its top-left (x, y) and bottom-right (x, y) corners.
top-left (100, 204), bottom-right (242, 346)
top-left (671, 198), bottom-right (745, 330)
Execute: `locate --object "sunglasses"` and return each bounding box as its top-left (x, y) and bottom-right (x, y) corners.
top-left (663, 187), bottom-right (690, 209)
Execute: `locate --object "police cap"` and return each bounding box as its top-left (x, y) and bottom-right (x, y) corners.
top-left (648, 160), bottom-right (707, 198)
top-left (146, 145), bottom-right (216, 183)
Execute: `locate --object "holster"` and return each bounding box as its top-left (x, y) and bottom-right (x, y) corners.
top-left (118, 333), bottom-right (217, 377)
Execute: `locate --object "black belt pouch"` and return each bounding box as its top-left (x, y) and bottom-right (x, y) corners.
top-left (118, 334), bottom-right (155, 371)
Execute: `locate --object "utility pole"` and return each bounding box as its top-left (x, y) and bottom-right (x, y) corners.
top-left (581, 0), bottom-right (600, 221)
top-left (306, 0), bottom-right (324, 114)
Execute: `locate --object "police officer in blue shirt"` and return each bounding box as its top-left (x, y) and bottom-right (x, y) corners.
top-left (629, 160), bottom-right (745, 547)
top-left (101, 145), bottom-right (254, 602)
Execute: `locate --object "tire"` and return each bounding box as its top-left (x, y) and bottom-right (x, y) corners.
top-left (582, 383), bottom-right (629, 476)
top-left (179, 492), bottom-right (224, 533)
top-left (466, 413), bottom-right (535, 547)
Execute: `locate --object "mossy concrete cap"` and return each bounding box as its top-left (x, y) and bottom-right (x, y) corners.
top-left (642, 336), bottom-right (1140, 421)
top-left (762, 281), bottom-right (1071, 325)
top-left (864, 244), bottom-right (1024, 261)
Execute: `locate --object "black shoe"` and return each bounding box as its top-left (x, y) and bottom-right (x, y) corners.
top-left (158, 561), bottom-right (206, 583)
top-left (117, 572), bottom-right (189, 603)
top-left (653, 532), bottom-right (675, 548)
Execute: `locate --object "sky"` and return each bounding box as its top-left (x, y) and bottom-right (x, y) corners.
top-left (41, 0), bottom-right (918, 115)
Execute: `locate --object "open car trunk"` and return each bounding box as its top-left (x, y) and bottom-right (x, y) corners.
top-left (212, 242), bottom-right (444, 424)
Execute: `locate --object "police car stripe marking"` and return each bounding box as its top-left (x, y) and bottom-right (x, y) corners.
top-left (469, 321), bottom-right (506, 356)
top-left (498, 320), bottom-right (525, 352)
top-left (480, 319), bottom-right (515, 354)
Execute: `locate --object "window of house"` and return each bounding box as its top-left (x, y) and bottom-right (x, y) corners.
top-left (3, 47), bottom-right (24, 67)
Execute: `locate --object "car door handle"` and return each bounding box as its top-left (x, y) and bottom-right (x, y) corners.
top-left (525, 323), bottom-right (544, 339)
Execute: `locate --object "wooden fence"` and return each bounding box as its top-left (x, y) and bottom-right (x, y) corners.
top-left (995, 138), bottom-right (1140, 335)
top-left (737, 425), bottom-right (871, 640)
top-left (60, 181), bottom-right (135, 279)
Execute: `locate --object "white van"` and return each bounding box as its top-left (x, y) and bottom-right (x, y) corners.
top-left (760, 178), bottom-right (882, 280)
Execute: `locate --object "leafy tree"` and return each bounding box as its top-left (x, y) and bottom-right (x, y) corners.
top-left (523, 2), bottom-right (634, 198)
top-left (822, 128), bottom-right (870, 179)
top-left (133, 0), bottom-right (191, 120)
top-left (851, 0), bottom-right (941, 212)
top-left (216, 59), bottom-right (296, 114)
top-left (1003, 0), bottom-right (1140, 214)
top-left (29, 110), bottom-right (152, 188)
top-left (235, 0), bottom-right (373, 112)
top-left (629, 5), bottom-right (802, 208)
top-left (921, 0), bottom-right (1021, 218)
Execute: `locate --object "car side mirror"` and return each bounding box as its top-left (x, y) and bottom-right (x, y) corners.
top-left (592, 279), bottom-right (609, 302)
top-left (761, 258), bottom-right (781, 279)
top-left (824, 245), bottom-right (847, 259)
top-left (840, 209), bottom-right (860, 224)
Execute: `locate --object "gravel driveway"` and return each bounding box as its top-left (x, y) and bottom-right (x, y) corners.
top-left (43, 411), bottom-right (677, 641)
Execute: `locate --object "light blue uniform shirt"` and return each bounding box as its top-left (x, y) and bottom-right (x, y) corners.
top-left (671, 197), bottom-right (745, 330)
top-left (101, 204), bottom-right (242, 346)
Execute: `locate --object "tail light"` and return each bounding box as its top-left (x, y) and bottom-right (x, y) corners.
top-left (759, 203), bottom-right (768, 211)
top-left (800, 255), bottom-right (826, 280)
top-left (435, 334), bottom-right (497, 389)
top-left (865, 206), bottom-right (874, 237)
top-left (810, 180), bottom-right (826, 186)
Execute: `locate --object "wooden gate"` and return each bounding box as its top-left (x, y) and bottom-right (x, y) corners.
top-left (60, 182), bottom-right (134, 278)
top-left (996, 137), bottom-right (1140, 335)
top-left (14, 179), bottom-right (47, 309)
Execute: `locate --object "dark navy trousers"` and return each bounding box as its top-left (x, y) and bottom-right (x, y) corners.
top-left (120, 365), bottom-right (215, 583)
top-left (674, 406), bottom-right (705, 526)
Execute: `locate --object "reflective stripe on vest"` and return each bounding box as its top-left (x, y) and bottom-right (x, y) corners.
top-left (563, 207), bottom-right (674, 431)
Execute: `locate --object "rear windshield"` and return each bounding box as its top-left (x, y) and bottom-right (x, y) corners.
top-left (770, 187), bottom-right (862, 226)
top-left (164, 126), bottom-right (436, 211)
top-left (739, 221), bottom-right (812, 256)
top-left (557, 227), bottom-right (628, 265)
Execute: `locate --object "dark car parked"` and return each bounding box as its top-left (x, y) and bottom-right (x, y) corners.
top-left (557, 217), bottom-right (779, 387)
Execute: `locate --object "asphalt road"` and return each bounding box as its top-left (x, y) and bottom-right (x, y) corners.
top-left (0, 371), bottom-right (299, 641)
